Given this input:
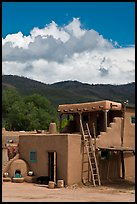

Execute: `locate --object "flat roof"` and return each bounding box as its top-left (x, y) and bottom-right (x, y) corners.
top-left (58, 100), bottom-right (122, 114)
top-left (19, 133), bottom-right (81, 137)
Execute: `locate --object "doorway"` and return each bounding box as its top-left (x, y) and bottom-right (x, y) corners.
top-left (48, 152), bottom-right (57, 183)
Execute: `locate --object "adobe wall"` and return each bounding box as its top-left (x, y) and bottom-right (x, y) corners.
top-left (67, 135), bottom-right (82, 185)
top-left (123, 108), bottom-right (135, 180)
top-left (19, 134), bottom-right (68, 182)
top-left (123, 108), bottom-right (135, 148)
top-left (19, 134), bottom-right (82, 185)
top-left (124, 152), bottom-right (135, 180)
top-left (2, 148), bottom-right (8, 164)
top-left (96, 117), bottom-right (122, 148)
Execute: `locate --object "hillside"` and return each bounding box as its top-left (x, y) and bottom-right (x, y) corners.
top-left (2, 75), bottom-right (135, 107)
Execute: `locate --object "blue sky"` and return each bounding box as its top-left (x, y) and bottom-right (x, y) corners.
top-left (2, 2), bottom-right (135, 85)
top-left (2, 2), bottom-right (135, 47)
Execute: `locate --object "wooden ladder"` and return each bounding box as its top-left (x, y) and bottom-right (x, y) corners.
top-left (80, 119), bottom-right (101, 186)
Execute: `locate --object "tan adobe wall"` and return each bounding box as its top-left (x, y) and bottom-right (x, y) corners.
top-left (2, 148), bottom-right (8, 164)
top-left (19, 134), bottom-right (68, 181)
top-left (19, 134), bottom-right (82, 185)
top-left (123, 108), bottom-right (135, 148)
top-left (124, 152), bottom-right (135, 180)
top-left (2, 129), bottom-right (38, 147)
top-left (96, 117), bottom-right (122, 148)
top-left (67, 135), bottom-right (82, 185)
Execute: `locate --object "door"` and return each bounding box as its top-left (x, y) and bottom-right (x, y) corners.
top-left (48, 152), bottom-right (57, 183)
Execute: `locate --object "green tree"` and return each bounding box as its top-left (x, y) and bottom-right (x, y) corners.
top-left (24, 94), bottom-right (58, 130)
top-left (2, 88), bottom-right (22, 128)
top-left (2, 89), bottom-right (58, 131)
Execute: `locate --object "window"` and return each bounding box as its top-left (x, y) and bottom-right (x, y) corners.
top-left (131, 116), bottom-right (135, 124)
top-left (30, 151), bottom-right (37, 162)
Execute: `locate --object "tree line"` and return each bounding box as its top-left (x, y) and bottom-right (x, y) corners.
top-left (2, 88), bottom-right (58, 131)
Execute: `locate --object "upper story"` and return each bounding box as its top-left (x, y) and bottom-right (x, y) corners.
top-left (58, 100), bottom-right (135, 149)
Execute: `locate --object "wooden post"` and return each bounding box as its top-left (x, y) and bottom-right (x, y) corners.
top-left (93, 122), bottom-right (96, 150)
top-left (107, 158), bottom-right (110, 180)
top-left (80, 113), bottom-right (84, 183)
top-left (104, 110), bottom-right (108, 132)
top-left (53, 152), bottom-right (57, 184)
top-left (121, 151), bottom-right (125, 179)
top-left (121, 103), bottom-right (126, 146)
top-left (120, 103), bottom-right (126, 179)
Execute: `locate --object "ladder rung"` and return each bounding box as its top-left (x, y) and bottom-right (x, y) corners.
top-left (90, 159), bottom-right (95, 162)
top-left (81, 121), bottom-right (101, 186)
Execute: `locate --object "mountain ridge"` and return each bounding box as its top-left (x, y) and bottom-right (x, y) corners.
top-left (2, 75), bottom-right (135, 107)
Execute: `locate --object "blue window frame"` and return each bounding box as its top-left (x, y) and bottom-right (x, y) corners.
top-left (30, 150), bottom-right (37, 162)
top-left (131, 116), bottom-right (135, 124)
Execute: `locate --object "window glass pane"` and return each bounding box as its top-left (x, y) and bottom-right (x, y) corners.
top-left (30, 151), bottom-right (37, 162)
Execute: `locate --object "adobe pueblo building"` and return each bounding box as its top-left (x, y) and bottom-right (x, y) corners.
top-left (3, 100), bottom-right (135, 186)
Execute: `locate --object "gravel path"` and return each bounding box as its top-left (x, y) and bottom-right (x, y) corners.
top-left (2, 180), bottom-right (135, 202)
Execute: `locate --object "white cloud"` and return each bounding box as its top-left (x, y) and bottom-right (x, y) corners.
top-left (64, 17), bottom-right (86, 38)
top-left (30, 21), bottom-right (70, 43)
top-left (2, 32), bottom-right (33, 49)
top-left (2, 18), bottom-right (135, 85)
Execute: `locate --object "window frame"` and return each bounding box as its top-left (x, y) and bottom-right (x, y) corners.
top-left (30, 150), bottom-right (37, 163)
top-left (130, 116), bottom-right (135, 124)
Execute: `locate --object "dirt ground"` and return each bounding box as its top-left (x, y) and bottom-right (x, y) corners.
top-left (2, 179), bottom-right (135, 202)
